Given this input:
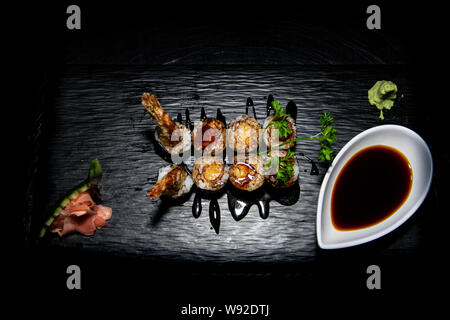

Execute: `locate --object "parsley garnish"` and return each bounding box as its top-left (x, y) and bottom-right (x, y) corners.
top-left (265, 100), bottom-right (292, 139)
top-left (316, 112), bottom-right (338, 162)
top-left (273, 150), bottom-right (296, 185)
top-left (265, 150), bottom-right (296, 185)
top-left (260, 112), bottom-right (338, 164)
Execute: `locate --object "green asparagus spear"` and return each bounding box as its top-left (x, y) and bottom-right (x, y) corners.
top-left (39, 158), bottom-right (103, 238)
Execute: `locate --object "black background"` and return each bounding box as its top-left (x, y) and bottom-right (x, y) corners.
top-left (8, 0), bottom-right (448, 316)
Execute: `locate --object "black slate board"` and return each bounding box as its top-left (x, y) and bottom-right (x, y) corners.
top-left (29, 65), bottom-right (436, 264)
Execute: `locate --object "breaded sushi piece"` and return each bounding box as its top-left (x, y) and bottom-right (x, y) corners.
top-left (147, 164), bottom-right (193, 200)
top-left (262, 114), bottom-right (296, 150)
top-left (192, 156), bottom-right (228, 191)
top-left (142, 93), bottom-right (191, 155)
top-left (227, 115), bottom-right (261, 153)
top-left (264, 150), bottom-right (299, 188)
top-left (192, 118), bottom-right (226, 156)
top-left (229, 154), bottom-right (265, 192)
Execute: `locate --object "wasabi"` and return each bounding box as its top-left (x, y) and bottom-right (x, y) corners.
top-left (368, 80), bottom-right (398, 120)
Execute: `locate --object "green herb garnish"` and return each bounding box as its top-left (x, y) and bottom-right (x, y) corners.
top-left (260, 112), bottom-right (338, 163)
top-left (317, 112), bottom-right (338, 162)
top-left (265, 100), bottom-right (292, 139)
top-left (266, 149), bottom-right (296, 185)
top-left (271, 100), bottom-right (289, 119)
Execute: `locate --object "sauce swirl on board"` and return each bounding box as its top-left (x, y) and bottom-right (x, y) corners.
top-left (331, 145), bottom-right (413, 231)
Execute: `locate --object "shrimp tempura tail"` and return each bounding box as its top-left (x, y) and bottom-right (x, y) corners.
top-left (146, 166), bottom-right (187, 200)
top-left (142, 93), bottom-right (177, 131)
top-left (146, 179), bottom-right (168, 200)
top-left (141, 93), bottom-right (179, 148)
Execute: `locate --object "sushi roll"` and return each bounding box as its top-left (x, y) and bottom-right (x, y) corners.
top-left (155, 123), bottom-right (191, 155)
top-left (262, 114), bottom-right (296, 150)
top-left (147, 164), bottom-right (194, 200)
top-left (227, 114), bottom-right (261, 153)
top-left (142, 93), bottom-right (191, 155)
top-left (192, 156), bottom-right (228, 191)
top-left (192, 118), bottom-right (226, 156)
top-left (264, 150), bottom-right (299, 188)
top-left (229, 154), bottom-right (265, 192)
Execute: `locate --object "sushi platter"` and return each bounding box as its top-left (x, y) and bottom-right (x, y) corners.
top-left (28, 65), bottom-right (433, 263)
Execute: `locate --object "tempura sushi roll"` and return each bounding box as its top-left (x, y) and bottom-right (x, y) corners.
top-left (147, 164), bottom-right (193, 200)
top-left (192, 118), bottom-right (226, 156)
top-left (142, 93), bottom-right (191, 155)
top-left (262, 114), bottom-right (296, 150)
top-left (192, 156), bottom-right (228, 192)
top-left (264, 150), bottom-right (299, 188)
top-left (227, 115), bottom-right (261, 153)
top-left (229, 154), bottom-right (265, 192)
top-left (155, 123), bottom-right (191, 155)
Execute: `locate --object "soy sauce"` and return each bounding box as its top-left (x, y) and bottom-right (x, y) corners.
top-left (331, 145), bottom-right (413, 231)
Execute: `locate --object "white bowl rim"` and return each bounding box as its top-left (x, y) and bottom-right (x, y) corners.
top-left (316, 124), bottom-right (433, 249)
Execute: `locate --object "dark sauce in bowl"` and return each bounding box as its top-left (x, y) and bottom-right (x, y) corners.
top-left (331, 145), bottom-right (413, 231)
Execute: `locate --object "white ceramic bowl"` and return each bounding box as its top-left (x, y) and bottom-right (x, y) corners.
top-left (317, 125), bottom-right (433, 249)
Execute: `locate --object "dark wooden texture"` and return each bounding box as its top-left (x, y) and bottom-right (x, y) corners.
top-left (30, 65), bottom-right (436, 264)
